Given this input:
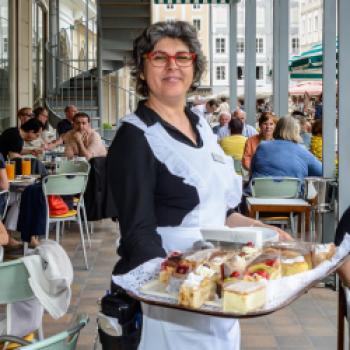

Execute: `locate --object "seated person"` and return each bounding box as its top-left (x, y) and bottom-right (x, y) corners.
top-left (57, 105), bottom-right (77, 138)
top-left (242, 112), bottom-right (277, 171)
top-left (64, 112), bottom-right (107, 160)
top-left (17, 107), bottom-right (33, 127)
top-left (212, 112), bottom-right (231, 135)
top-left (0, 118), bottom-right (43, 160)
top-left (251, 116), bottom-right (322, 182)
top-left (219, 118), bottom-right (247, 160)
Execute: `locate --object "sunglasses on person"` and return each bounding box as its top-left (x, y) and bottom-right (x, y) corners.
top-left (143, 51), bottom-right (196, 67)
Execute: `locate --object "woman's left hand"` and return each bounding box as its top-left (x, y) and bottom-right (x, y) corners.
top-left (268, 225), bottom-right (293, 241)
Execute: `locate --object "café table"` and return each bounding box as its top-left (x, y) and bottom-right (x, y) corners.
top-left (9, 175), bottom-right (41, 193)
top-left (246, 197), bottom-right (312, 240)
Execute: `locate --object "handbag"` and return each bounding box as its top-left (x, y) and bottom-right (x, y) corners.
top-left (48, 195), bottom-right (69, 216)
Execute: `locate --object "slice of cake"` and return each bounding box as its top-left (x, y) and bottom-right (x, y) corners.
top-left (247, 257), bottom-right (282, 280)
top-left (223, 280), bottom-right (266, 313)
top-left (312, 243), bottom-right (336, 267)
top-left (281, 256), bottom-right (309, 276)
top-left (178, 265), bottom-right (217, 308)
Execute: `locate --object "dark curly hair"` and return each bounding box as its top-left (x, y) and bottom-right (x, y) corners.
top-left (131, 21), bottom-right (206, 97)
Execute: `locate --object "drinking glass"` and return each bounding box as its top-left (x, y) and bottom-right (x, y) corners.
top-left (5, 161), bottom-right (15, 180)
top-left (22, 158), bottom-right (32, 176)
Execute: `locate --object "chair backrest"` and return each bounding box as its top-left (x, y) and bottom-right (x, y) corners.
top-left (233, 158), bottom-right (242, 175)
top-left (0, 190), bottom-right (9, 220)
top-left (2, 314), bottom-right (88, 350)
top-left (55, 160), bottom-right (90, 175)
top-left (42, 174), bottom-right (88, 197)
top-left (0, 259), bottom-right (33, 304)
top-left (251, 177), bottom-right (300, 198)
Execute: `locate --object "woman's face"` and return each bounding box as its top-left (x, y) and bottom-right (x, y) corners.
top-left (38, 110), bottom-right (48, 124)
top-left (143, 37), bottom-right (194, 104)
top-left (260, 118), bottom-right (275, 139)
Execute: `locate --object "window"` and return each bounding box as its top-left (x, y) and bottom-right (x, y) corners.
top-left (256, 38), bottom-right (264, 54)
top-left (193, 4), bottom-right (201, 10)
top-left (3, 38), bottom-right (7, 53)
top-left (256, 66), bottom-right (264, 80)
top-left (193, 19), bottom-right (201, 32)
top-left (237, 38), bottom-right (244, 53)
top-left (165, 4), bottom-right (174, 10)
top-left (291, 37), bottom-right (299, 54)
top-left (315, 15), bottom-right (318, 31)
top-left (237, 66), bottom-right (244, 80)
top-left (216, 66), bottom-right (226, 80)
top-left (215, 38), bottom-right (226, 54)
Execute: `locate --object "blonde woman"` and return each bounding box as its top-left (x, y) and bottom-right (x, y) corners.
top-left (251, 116), bottom-right (322, 181)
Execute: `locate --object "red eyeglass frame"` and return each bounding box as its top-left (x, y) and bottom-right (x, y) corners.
top-left (143, 51), bottom-right (197, 65)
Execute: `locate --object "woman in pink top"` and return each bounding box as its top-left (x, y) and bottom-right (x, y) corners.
top-left (242, 112), bottom-right (278, 170)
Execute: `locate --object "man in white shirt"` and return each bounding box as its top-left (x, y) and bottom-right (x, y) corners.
top-left (191, 99), bottom-right (219, 124)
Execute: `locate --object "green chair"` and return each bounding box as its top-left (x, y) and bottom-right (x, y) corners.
top-left (251, 177), bottom-right (300, 198)
top-left (55, 160), bottom-right (90, 175)
top-left (0, 258), bottom-right (44, 343)
top-left (232, 158), bottom-right (242, 175)
top-left (42, 174), bottom-right (89, 269)
top-left (0, 314), bottom-right (88, 350)
top-left (56, 160), bottom-right (92, 241)
top-left (251, 177), bottom-right (300, 235)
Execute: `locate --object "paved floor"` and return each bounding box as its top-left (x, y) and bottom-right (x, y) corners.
top-left (13, 219), bottom-right (346, 350)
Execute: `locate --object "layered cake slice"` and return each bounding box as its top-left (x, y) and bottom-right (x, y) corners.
top-left (223, 280), bottom-right (266, 313)
top-left (246, 256), bottom-right (282, 280)
top-left (312, 243), bottom-right (336, 267)
top-left (281, 255), bottom-right (309, 276)
top-left (178, 265), bottom-right (217, 308)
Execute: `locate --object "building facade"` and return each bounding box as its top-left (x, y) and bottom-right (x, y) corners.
top-left (300, 0), bottom-right (323, 52)
top-left (152, 3), bottom-right (211, 91)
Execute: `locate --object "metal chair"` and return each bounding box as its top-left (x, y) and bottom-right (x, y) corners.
top-left (56, 161), bottom-right (92, 240)
top-left (0, 190), bottom-right (10, 221)
top-left (42, 174), bottom-right (89, 269)
top-left (0, 314), bottom-right (88, 350)
top-left (232, 158), bottom-right (242, 175)
top-left (251, 177), bottom-right (301, 235)
top-left (0, 258), bottom-right (44, 345)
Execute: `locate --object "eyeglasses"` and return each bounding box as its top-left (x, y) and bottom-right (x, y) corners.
top-left (144, 51), bottom-right (196, 67)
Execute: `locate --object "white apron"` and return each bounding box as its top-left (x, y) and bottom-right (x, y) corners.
top-left (123, 113), bottom-right (242, 350)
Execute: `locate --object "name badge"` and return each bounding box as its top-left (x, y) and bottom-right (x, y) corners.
top-left (211, 152), bottom-right (225, 164)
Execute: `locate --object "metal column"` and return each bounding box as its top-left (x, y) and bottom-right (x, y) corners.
top-left (322, 0), bottom-right (337, 243)
top-left (97, 10), bottom-right (103, 131)
top-left (229, 2), bottom-right (237, 111)
top-left (338, 0), bottom-right (350, 218)
top-left (244, 0), bottom-right (256, 125)
top-left (272, 0), bottom-right (289, 117)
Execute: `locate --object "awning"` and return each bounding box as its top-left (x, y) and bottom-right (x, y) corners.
top-left (154, 0), bottom-right (237, 4)
top-left (289, 41), bottom-right (338, 80)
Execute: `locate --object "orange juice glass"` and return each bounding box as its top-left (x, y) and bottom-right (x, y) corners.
top-left (5, 161), bottom-right (15, 180)
top-left (22, 158), bottom-right (31, 176)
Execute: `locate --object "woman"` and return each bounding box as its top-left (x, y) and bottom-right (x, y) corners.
top-left (310, 119), bottom-right (322, 161)
top-left (107, 21), bottom-right (290, 350)
top-left (251, 116), bottom-right (322, 181)
top-left (32, 107), bottom-right (62, 151)
top-left (242, 112), bottom-right (277, 170)
top-left (219, 118), bottom-right (247, 160)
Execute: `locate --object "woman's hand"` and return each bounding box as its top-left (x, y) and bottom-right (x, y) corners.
top-left (264, 224), bottom-right (293, 241)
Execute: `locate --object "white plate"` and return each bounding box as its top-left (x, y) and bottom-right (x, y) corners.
top-left (200, 226), bottom-right (279, 248)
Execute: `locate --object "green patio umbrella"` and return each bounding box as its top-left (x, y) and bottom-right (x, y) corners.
top-left (289, 43), bottom-right (324, 80)
top-left (289, 42), bottom-right (339, 80)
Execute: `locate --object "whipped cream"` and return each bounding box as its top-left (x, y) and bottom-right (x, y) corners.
top-left (225, 280), bottom-right (265, 293)
top-left (182, 272), bottom-right (204, 288)
top-left (242, 246), bottom-right (259, 257)
top-left (185, 248), bottom-right (218, 262)
top-left (281, 256), bottom-right (305, 264)
top-left (195, 265), bottom-right (216, 278)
